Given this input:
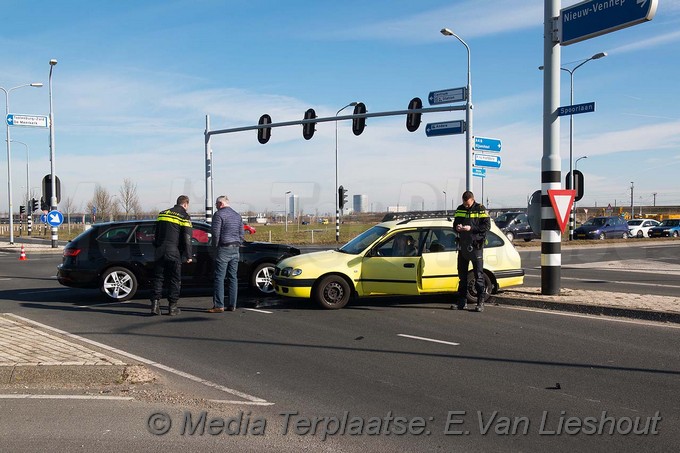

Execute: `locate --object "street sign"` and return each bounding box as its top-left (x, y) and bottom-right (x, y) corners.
top-left (474, 153), bottom-right (502, 169)
top-left (473, 136), bottom-right (502, 152)
top-left (472, 167), bottom-right (487, 178)
top-left (427, 87), bottom-right (467, 106)
top-left (46, 210), bottom-right (64, 227)
top-left (39, 213), bottom-right (48, 224)
top-left (560, 0), bottom-right (658, 46)
top-left (6, 113), bottom-right (49, 128)
top-left (558, 102), bottom-right (595, 116)
top-left (425, 120), bottom-right (465, 137)
top-left (547, 190), bottom-right (576, 233)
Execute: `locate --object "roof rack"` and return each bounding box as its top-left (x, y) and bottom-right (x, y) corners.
top-left (381, 211), bottom-right (453, 222)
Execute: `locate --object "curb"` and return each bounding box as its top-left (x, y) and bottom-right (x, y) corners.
top-left (0, 365), bottom-right (129, 386)
top-left (493, 296), bottom-right (680, 324)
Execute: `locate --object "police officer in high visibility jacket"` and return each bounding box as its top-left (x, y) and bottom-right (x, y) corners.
top-left (453, 191), bottom-right (490, 312)
top-left (150, 195), bottom-right (193, 316)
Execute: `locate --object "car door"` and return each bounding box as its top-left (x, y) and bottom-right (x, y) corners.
top-left (360, 230), bottom-right (422, 296)
top-left (183, 223), bottom-right (214, 285)
top-left (419, 227), bottom-right (458, 292)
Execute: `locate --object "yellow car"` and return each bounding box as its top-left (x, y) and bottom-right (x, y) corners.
top-left (273, 215), bottom-right (524, 309)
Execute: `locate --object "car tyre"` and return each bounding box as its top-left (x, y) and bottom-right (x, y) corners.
top-left (598, 233), bottom-right (606, 240)
top-left (523, 237), bottom-right (532, 242)
top-left (636, 230), bottom-right (644, 238)
top-left (314, 275), bottom-right (351, 309)
top-left (251, 262), bottom-right (276, 295)
top-left (505, 232), bottom-right (514, 242)
top-left (622, 232), bottom-right (628, 239)
top-left (100, 266), bottom-right (138, 302)
top-left (673, 231), bottom-right (679, 238)
top-left (466, 271), bottom-right (493, 304)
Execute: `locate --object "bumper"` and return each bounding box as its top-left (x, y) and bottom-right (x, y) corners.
top-left (272, 276), bottom-right (314, 298)
top-left (56, 265), bottom-right (99, 288)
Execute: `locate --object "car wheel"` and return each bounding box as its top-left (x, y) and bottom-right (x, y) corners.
top-left (314, 275), bottom-right (351, 309)
top-left (251, 262), bottom-right (276, 295)
top-left (100, 266), bottom-right (138, 302)
top-left (598, 233), bottom-right (606, 240)
top-left (505, 232), bottom-right (514, 242)
top-left (621, 232), bottom-right (628, 239)
top-left (673, 231), bottom-right (679, 238)
top-left (636, 230), bottom-right (643, 238)
top-left (523, 237), bottom-right (532, 242)
top-left (466, 271), bottom-right (493, 304)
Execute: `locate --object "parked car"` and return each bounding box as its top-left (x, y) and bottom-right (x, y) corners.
top-left (648, 219), bottom-right (680, 238)
top-left (244, 224), bottom-right (256, 234)
top-left (573, 216), bottom-right (629, 240)
top-left (56, 220), bottom-right (300, 302)
top-left (494, 211), bottom-right (538, 242)
top-left (627, 219), bottom-right (660, 238)
top-left (272, 214), bottom-right (524, 309)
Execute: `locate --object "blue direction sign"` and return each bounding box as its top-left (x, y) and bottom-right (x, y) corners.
top-left (561, 0), bottom-right (658, 46)
top-left (474, 153), bottom-right (502, 169)
top-left (425, 120), bottom-right (465, 137)
top-left (558, 102), bottom-right (595, 116)
top-left (428, 87), bottom-right (467, 106)
top-left (473, 136), bottom-right (502, 152)
top-left (46, 210), bottom-right (64, 227)
top-left (472, 167), bottom-right (487, 178)
top-left (39, 213), bottom-right (48, 224)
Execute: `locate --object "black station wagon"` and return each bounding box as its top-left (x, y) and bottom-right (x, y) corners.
top-left (56, 220), bottom-right (300, 302)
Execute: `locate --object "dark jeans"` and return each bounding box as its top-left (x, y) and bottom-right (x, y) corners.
top-left (457, 247), bottom-right (485, 302)
top-left (151, 256), bottom-right (182, 303)
top-left (213, 245), bottom-right (239, 309)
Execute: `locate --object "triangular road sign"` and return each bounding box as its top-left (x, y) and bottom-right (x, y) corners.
top-left (548, 189), bottom-right (576, 233)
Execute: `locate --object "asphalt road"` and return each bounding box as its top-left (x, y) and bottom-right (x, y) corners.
top-left (0, 244), bottom-right (678, 451)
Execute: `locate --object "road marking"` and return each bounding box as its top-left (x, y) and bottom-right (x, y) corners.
top-left (6, 314), bottom-right (274, 406)
top-left (0, 394), bottom-right (133, 400)
top-left (499, 305), bottom-right (680, 329)
top-left (208, 399), bottom-right (275, 405)
top-left (244, 308), bottom-right (273, 314)
top-left (525, 270), bottom-right (680, 289)
top-left (398, 334), bottom-right (460, 346)
top-left (17, 288), bottom-right (70, 295)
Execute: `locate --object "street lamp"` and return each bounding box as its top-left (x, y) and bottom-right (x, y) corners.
top-left (48, 58), bottom-right (58, 248)
top-left (441, 28), bottom-right (472, 191)
top-left (1, 82), bottom-right (43, 245)
top-left (10, 140), bottom-right (33, 236)
top-left (541, 52), bottom-right (606, 239)
top-left (335, 102), bottom-right (357, 242)
top-left (574, 156), bottom-right (587, 225)
top-left (442, 191), bottom-right (447, 215)
top-left (284, 191), bottom-right (291, 232)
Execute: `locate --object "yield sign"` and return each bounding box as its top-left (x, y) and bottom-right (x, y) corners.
top-left (548, 189), bottom-right (576, 234)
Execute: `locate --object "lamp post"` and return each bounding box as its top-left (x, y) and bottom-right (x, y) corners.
top-left (10, 140), bottom-right (32, 236)
top-left (442, 191), bottom-right (447, 215)
top-left (1, 82), bottom-right (43, 245)
top-left (48, 59), bottom-right (58, 247)
top-left (630, 182), bottom-right (634, 220)
top-left (574, 155), bottom-right (587, 224)
top-left (562, 52), bottom-right (606, 240)
top-left (284, 191), bottom-right (291, 232)
top-left (335, 102), bottom-right (357, 242)
top-left (441, 28), bottom-right (472, 191)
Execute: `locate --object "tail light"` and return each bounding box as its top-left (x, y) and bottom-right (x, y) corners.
top-left (63, 248), bottom-right (81, 257)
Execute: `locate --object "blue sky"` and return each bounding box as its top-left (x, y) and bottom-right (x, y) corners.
top-left (1, 0), bottom-right (679, 217)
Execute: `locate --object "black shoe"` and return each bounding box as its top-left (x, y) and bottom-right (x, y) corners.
top-left (168, 304), bottom-right (181, 316)
top-left (150, 300), bottom-right (161, 316)
top-left (226, 306), bottom-right (236, 312)
top-left (475, 302), bottom-right (484, 313)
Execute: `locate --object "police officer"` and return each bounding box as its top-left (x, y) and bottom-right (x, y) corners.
top-left (150, 195), bottom-right (193, 316)
top-left (453, 191), bottom-right (490, 312)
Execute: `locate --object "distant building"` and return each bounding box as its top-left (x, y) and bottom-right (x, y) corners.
top-left (353, 194), bottom-right (368, 213)
top-left (288, 195), bottom-right (300, 219)
top-left (387, 205), bottom-right (408, 213)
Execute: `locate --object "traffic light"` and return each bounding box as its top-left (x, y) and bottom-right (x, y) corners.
top-left (19, 205), bottom-right (26, 215)
top-left (566, 170), bottom-right (584, 202)
top-left (338, 185), bottom-right (348, 210)
top-left (40, 197), bottom-right (49, 211)
top-left (351, 102), bottom-right (366, 136)
top-left (31, 198), bottom-right (39, 212)
top-left (302, 108), bottom-right (316, 140)
top-left (42, 174), bottom-right (62, 204)
top-left (406, 97), bottom-right (422, 132)
top-left (257, 114), bottom-right (272, 144)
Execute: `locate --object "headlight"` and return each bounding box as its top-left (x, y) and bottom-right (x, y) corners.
top-left (281, 267), bottom-right (302, 277)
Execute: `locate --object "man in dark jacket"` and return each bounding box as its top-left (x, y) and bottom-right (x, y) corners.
top-left (150, 195), bottom-right (193, 316)
top-left (453, 191), bottom-right (490, 312)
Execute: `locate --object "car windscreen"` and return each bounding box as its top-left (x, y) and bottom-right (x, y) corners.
top-left (627, 220), bottom-right (643, 226)
top-left (338, 226), bottom-right (389, 255)
top-left (583, 218), bottom-right (606, 227)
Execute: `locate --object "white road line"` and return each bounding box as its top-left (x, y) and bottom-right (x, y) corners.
top-left (498, 305), bottom-right (680, 329)
top-left (244, 308), bottom-right (273, 314)
top-left (18, 289), bottom-right (70, 295)
top-left (208, 399), bottom-right (275, 405)
top-left (524, 272), bottom-right (680, 289)
top-left (6, 314), bottom-right (274, 406)
top-left (398, 334), bottom-right (460, 346)
top-left (0, 394), bottom-right (133, 400)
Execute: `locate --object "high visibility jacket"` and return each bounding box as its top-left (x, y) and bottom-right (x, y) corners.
top-left (153, 205), bottom-right (192, 261)
top-left (453, 201), bottom-right (490, 249)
